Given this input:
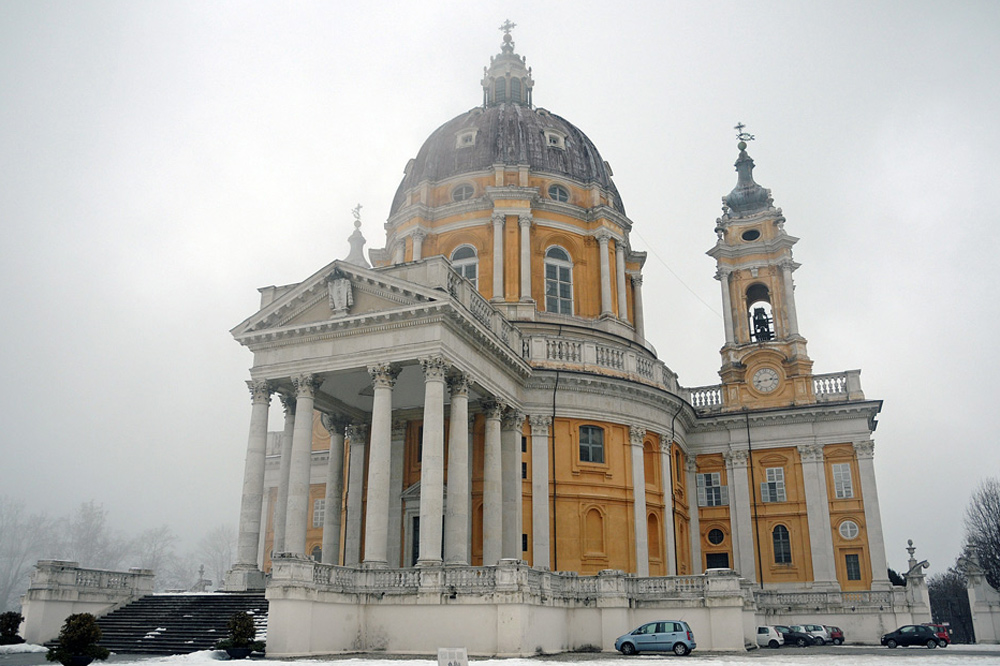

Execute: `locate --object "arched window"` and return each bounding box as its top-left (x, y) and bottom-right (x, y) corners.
top-left (311, 546), bottom-right (322, 562)
top-left (545, 246), bottom-right (573, 314)
top-left (510, 77), bottom-right (522, 103)
top-left (494, 78), bottom-right (506, 103)
top-left (647, 513), bottom-right (661, 560)
top-left (450, 245), bottom-right (478, 288)
top-left (548, 184), bottom-right (570, 202)
top-left (772, 525), bottom-right (792, 564)
top-left (746, 283), bottom-right (774, 342)
top-left (579, 425), bottom-right (604, 463)
top-left (452, 184), bottom-right (474, 202)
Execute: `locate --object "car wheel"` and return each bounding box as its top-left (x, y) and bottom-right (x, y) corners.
top-left (672, 643), bottom-right (690, 656)
top-left (833, 638), bottom-right (843, 645)
top-left (926, 639), bottom-right (937, 649)
top-left (620, 642), bottom-right (636, 656)
top-left (796, 637), bottom-right (807, 647)
top-left (886, 639), bottom-right (897, 649)
top-left (814, 638), bottom-right (825, 645)
top-left (938, 640), bottom-right (947, 648)
top-left (768, 640), bottom-right (779, 649)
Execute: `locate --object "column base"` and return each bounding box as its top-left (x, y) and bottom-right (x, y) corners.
top-left (223, 564), bottom-right (266, 591)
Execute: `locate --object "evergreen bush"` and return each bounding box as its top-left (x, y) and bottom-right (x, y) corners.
top-left (45, 613), bottom-right (109, 665)
top-left (0, 611), bottom-right (25, 645)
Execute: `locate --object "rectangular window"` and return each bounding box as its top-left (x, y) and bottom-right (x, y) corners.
top-left (521, 462), bottom-right (527, 479)
top-left (579, 425), bottom-right (604, 463)
top-left (522, 533), bottom-right (528, 552)
top-left (845, 553), bottom-right (862, 580)
top-left (696, 472), bottom-right (729, 507)
top-left (312, 498), bottom-right (325, 528)
top-left (761, 467), bottom-right (787, 503)
top-left (832, 463), bottom-right (854, 499)
top-left (522, 436), bottom-right (527, 453)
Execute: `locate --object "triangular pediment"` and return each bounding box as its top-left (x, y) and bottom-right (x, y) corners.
top-left (231, 260), bottom-right (447, 338)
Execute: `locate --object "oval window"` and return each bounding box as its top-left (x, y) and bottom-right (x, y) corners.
top-left (839, 520), bottom-right (860, 540)
top-left (707, 528), bottom-right (725, 545)
top-left (741, 229), bottom-right (761, 241)
top-left (548, 184), bottom-right (569, 203)
top-left (452, 184), bottom-right (474, 202)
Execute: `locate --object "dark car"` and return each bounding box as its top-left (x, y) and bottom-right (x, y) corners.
top-left (881, 624), bottom-right (942, 648)
top-left (773, 624), bottom-right (814, 647)
top-left (825, 625), bottom-right (845, 645)
top-left (922, 623), bottom-right (951, 646)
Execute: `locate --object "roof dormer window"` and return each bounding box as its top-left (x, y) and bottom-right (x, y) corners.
top-left (544, 129), bottom-right (566, 150)
top-left (456, 129), bottom-right (478, 149)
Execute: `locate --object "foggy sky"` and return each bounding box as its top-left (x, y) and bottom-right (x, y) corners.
top-left (1, 0), bottom-right (998, 577)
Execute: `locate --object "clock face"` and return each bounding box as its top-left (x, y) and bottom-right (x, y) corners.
top-left (752, 367), bottom-right (780, 393)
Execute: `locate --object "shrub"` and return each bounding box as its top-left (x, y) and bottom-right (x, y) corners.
top-left (0, 611), bottom-right (25, 645)
top-left (215, 611), bottom-right (265, 653)
top-left (46, 614), bottom-right (109, 665)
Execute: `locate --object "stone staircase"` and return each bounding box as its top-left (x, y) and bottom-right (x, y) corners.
top-left (92, 592), bottom-right (268, 655)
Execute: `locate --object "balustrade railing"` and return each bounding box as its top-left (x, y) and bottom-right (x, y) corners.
top-left (596, 345), bottom-right (624, 370)
top-left (688, 385), bottom-right (723, 410)
top-left (546, 339), bottom-right (582, 362)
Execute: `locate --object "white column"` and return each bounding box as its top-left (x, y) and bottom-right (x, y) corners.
top-left (799, 444), bottom-right (839, 587)
top-left (529, 415), bottom-right (551, 569)
top-left (518, 214), bottom-right (532, 301)
top-left (482, 399), bottom-right (504, 565)
top-left (630, 426), bottom-right (649, 577)
top-left (364, 363), bottom-right (400, 566)
top-left (716, 268), bottom-right (736, 345)
top-left (726, 448), bottom-right (756, 582)
top-left (418, 356), bottom-right (447, 565)
top-left (320, 415), bottom-right (347, 565)
top-left (286, 374), bottom-right (320, 556)
top-left (272, 394), bottom-right (295, 554)
top-left (616, 242), bottom-right (628, 320)
top-left (659, 441), bottom-right (677, 575)
top-left (631, 274), bottom-right (645, 338)
top-left (235, 379), bottom-right (272, 567)
top-left (501, 409), bottom-right (525, 560)
top-left (596, 231), bottom-right (613, 316)
top-left (386, 420), bottom-right (406, 567)
top-left (393, 241), bottom-right (405, 264)
top-left (344, 424), bottom-right (367, 565)
top-left (685, 454), bottom-right (702, 574)
top-left (412, 229), bottom-right (426, 262)
top-left (444, 372), bottom-right (471, 564)
top-left (780, 259), bottom-right (800, 337)
top-left (856, 440), bottom-right (891, 589)
top-left (492, 212), bottom-right (505, 301)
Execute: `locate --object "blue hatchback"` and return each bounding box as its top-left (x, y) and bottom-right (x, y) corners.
top-left (615, 620), bottom-right (696, 656)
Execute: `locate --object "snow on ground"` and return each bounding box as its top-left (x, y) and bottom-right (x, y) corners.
top-left (0, 644), bottom-right (47, 654)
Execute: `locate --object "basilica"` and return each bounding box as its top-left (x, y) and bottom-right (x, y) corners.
top-left (223, 29), bottom-right (915, 655)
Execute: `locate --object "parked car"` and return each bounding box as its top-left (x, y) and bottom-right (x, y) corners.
top-left (825, 625), bottom-right (845, 645)
top-left (614, 620), bottom-right (696, 656)
top-left (803, 624), bottom-right (832, 644)
top-left (922, 623), bottom-right (951, 646)
top-left (756, 626), bottom-right (784, 649)
top-left (773, 624), bottom-right (815, 647)
top-left (881, 624), bottom-right (941, 648)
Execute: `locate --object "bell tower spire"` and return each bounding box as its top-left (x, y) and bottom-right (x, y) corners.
top-left (708, 125), bottom-right (814, 410)
top-left (481, 20), bottom-right (533, 107)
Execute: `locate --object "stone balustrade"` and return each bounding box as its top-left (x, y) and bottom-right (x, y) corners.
top-left (755, 588), bottom-right (899, 610)
top-left (524, 334), bottom-right (678, 392)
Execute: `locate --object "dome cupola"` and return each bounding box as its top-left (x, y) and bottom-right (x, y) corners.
top-left (481, 21), bottom-right (533, 107)
top-left (723, 126), bottom-right (772, 217)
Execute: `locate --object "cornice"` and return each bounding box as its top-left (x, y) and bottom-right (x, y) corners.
top-left (688, 399), bottom-right (883, 434)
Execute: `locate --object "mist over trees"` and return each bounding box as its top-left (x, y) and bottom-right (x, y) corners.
top-left (0, 496), bottom-right (235, 611)
top-left (965, 477), bottom-right (1000, 590)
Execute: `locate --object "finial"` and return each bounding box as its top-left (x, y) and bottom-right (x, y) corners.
top-left (734, 122), bottom-right (755, 151)
top-left (352, 203), bottom-right (363, 229)
top-left (345, 203), bottom-right (369, 267)
top-left (499, 19), bottom-right (516, 36)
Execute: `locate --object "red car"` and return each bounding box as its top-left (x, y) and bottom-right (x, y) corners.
top-left (824, 625), bottom-right (845, 645)
top-left (922, 623), bottom-right (951, 646)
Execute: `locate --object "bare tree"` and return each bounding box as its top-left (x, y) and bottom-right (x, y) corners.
top-left (197, 524), bottom-right (236, 589)
top-left (53, 501), bottom-right (131, 570)
top-left (131, 525), bottom-right (177, 591)
top-left (965, 477), bottom-right (1000, 590)
top-left (0, 497), bottom-right (54, 611)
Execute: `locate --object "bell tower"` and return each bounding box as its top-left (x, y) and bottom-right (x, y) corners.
top-left (708, 126), bottom-right (814, 410)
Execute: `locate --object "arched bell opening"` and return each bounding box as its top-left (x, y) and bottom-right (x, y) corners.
top-left (746, 283), bottom-right (775, 342)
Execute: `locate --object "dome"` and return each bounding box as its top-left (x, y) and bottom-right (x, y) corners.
top-left (389, 105), bottom-right (624, 216)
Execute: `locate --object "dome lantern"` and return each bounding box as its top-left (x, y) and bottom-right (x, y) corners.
top-left (481, 20), bottom-right (533, 107)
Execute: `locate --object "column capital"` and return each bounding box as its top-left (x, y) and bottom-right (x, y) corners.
top-left (291, 374), bottom-right (321, 398)
top-left (411, 228), bottom-right (427, 241)
top-left (368, 363), bottom-right (401, 389)
top-left (659, 440), bottom-right (672, 454)
top-left (345, 424), bottom-right (368, 444)
top-left (853, 439), bottom-right (876, 459)
top-left (518, 213), bottom-right (533, 227)
top-left (528, 414), bottom-right (552, 434)
top-left (492, 211), bottom-right (506, 226)
top-left (715, 266), bottom-right (733, 280)
top-left (684, 453), bottom-right (698, 473)
top-left (446, 370), bottom-right (471, 396)
top-left (482, 398), bottom-right (507, 421)
top-left (725, 448), bottom-right (750, 468)
top-left (630, 274), bottom-right (644, 287)
top-left (321, 413), bottom-right (349, 436)
top-left (797, 443), bottom-right (824, 463)
top-left (246, 380), bottom-right (274, 405)
top-left (595, 229), bottom-right (612, 245)
top-left (420, 355), bottom-right (449, 382)
top-left (501, 407), bottom-right (525, 430)
top-left (629, 425), bottom-right (647, 447)
top-left (278, 392), bottom-right (296, 415)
